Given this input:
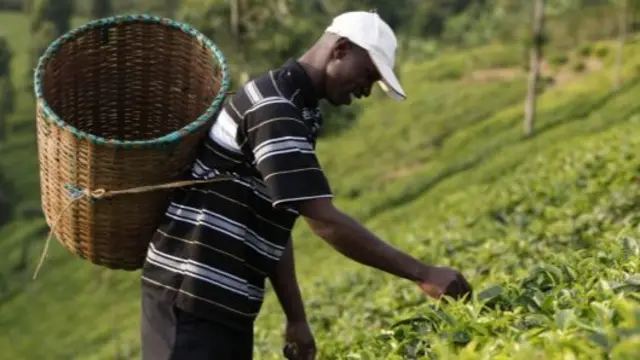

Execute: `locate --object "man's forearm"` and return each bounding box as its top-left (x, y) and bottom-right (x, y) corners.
top-left (306, 210), bottom-right (427, 282)
top-left (268, 238), bottom-right (307, 323)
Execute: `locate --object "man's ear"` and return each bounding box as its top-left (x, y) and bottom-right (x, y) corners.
top-left (331, 37), bottom-right (351, 60)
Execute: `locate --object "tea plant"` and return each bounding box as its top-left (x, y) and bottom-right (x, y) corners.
top-left (253, 122), bottom-right (640, 359)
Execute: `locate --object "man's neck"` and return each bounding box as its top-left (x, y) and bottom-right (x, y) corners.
top-left (296, 52), bottom-right (327, 100)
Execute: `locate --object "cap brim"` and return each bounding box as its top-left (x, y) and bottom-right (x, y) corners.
top-left (369, 53), bottom-right (406, 101)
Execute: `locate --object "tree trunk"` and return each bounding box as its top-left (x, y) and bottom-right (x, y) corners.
top-left (14, 237), bottom-right (30, 274)
top-left (614, 0), bottom-right (628, 91)
top-left (230, 0), bottom-right (239, 45)
top-left (92, 0), bottom-right (112, 19)
top-left (0, 113), bottom-right (5, 143)
top-left (524, 0), bottom-right (545, 137)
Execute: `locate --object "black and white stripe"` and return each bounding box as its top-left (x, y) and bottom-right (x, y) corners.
top-left (146, 243), bottom-right (264, 302)
top-left (164, 202), bottom-right (285, 260)
top-left (253, 136), bottom-right (315, 165)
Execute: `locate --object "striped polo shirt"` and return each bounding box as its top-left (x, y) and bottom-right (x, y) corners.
top-left (140, 59), bottom-right (333, 330)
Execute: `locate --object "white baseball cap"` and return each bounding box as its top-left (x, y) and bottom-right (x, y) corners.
top-left (325, 11), bottom-right (406, 101)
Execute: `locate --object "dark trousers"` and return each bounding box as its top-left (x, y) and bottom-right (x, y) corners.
top-left (141, 287), bottom-right (254, 360)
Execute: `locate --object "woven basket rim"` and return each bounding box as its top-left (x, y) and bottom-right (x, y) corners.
top-left (33, 14), bottom-right (231, 149)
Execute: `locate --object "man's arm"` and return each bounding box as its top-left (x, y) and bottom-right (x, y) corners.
top-left (297, 198), bottom-right (427, 281)
top-left (296, 198), bottom-right (472, 299)
top-left (242, 99), bottom-right (471, 299)
top-left (269, 239), bottom-right (317, 360)
top-left (268, 238), bottom-right (307, 323)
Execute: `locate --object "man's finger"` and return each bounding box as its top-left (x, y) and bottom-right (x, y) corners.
top-left (283, 343), bottom-right (297, 359)
top-left (458, 275), bottom-right (472, 297)
top-left (285, 340), bottom-right (316, 360)
top-left (444, 279), bottom-right (461, 298)
top-left (301, 342), bottom-right (316, 359)
top-left (306, 347), bottom-right (316, 360)
top-left (420, 283), bottom-right (443, 299)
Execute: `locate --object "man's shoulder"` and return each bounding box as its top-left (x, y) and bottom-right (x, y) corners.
top-left (238, 62), bottom-right (299, 99)
top-left (228, 78), bottom-right (297, 119)
top-left (251, 67), bottom-right (297, 101)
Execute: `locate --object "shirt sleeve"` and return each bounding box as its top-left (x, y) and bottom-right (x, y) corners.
top-left (243, 98), bottom-right (333, 210)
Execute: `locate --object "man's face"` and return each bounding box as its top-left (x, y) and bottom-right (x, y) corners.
top-left (324, 39), bottom-right (381, 106)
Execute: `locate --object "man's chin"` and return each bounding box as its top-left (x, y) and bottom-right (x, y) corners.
top-left (326, 98), bottom-right (346, 107)
top-left (330, 97), bottom-right (352, 107)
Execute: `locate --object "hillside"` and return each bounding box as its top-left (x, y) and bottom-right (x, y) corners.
top-left (1, 10), bottom-right (640, 360)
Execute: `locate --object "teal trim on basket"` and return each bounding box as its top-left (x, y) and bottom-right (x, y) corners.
top-left (33, 14), bottom-right (231, 149)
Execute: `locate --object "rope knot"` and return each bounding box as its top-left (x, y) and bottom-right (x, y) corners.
top-left (90, 189), bottom-right (107, 199)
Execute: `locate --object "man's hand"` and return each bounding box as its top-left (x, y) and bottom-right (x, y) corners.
top-left (283, 321), bottom-right (316, 360)
top-left (417, 266), bottom-right (473, 300)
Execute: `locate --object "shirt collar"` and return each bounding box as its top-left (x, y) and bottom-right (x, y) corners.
top-left (279, 59), bottom-right (324, 140)
top-left (281, 58), bottom-right (319, 108)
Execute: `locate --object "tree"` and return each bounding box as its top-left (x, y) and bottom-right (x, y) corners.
top-left (178, 0), bottom-right (328, 85)
top-left (48, 0), bottom-right (73, 35)
top-left (0, 171), bottom-right (14, 226)
top-left (25, 0), bottom-right (74, 93)
top-left (0, 35), bottom-right (13, 93)
top-left (613, 0), bottom-right (629, 91)
top-left (28, 0), bottom-right (73, 37)
top-left (91, 0), bottom-right (112, 19)
top-left (524, 0), bottom-right (545, 137)
top-left (0, 36), bottom-right (14, 142)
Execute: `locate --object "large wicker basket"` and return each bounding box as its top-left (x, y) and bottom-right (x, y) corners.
top-left (34, 15), bottom-right (231, 271)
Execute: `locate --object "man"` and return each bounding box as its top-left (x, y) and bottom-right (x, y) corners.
top-left (140, 10), bottom-right (472, 360)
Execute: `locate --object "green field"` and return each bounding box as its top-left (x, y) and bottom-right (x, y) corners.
top-left (1, 10), bottom-right (640, 360)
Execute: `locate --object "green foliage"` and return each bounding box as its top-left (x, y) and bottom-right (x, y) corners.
top-left (441, 1), bottom-right (639, 52)
top-left (25, 20), bottom-right (55, 92)
top-left (0, 35), bottom-right (14, 142)
top-left (91, 0), bottom-right (112, 18)
top-left (573, 61), bottom-right (587, 72)
top-left (0, 77), bottom-right (15, 141)
top-left (405, 43), bottom-right (525, 82)
top-left (0, 35), bottom-right (12, 76)
top-left (548, 53), bottom-right (570, 68)
top-left (176, 0), bottom-right (325, 78)
top-left (579, 43), bottom-right (594, 56)
top-left (28, 0), bottom-right (72, 36)
top-left (25, 0), bottom-right (74, 81)
top-left (46, 0), bottom-right (73, 35)
top-left (595, 44), bottom-right (611, 58)
top-left (254, 118), bottom-right (640, 360)
top-left (0, 36), bottom-right (14, 121)
top-left (0, 170), bottom-right (14, 224)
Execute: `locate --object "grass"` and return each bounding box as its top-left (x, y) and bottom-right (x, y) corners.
top-left (0, 10), bottom-right (639, 360)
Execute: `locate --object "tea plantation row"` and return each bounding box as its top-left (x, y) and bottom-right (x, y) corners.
top-left (253, 119), bottom-right (640, 359)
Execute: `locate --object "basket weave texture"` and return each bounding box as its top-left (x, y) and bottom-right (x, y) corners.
top-left (34, 15), bottom-right (230, 270)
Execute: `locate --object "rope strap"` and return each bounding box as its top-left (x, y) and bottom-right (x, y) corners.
top-left (32, 175), bottom-right (235, 280)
